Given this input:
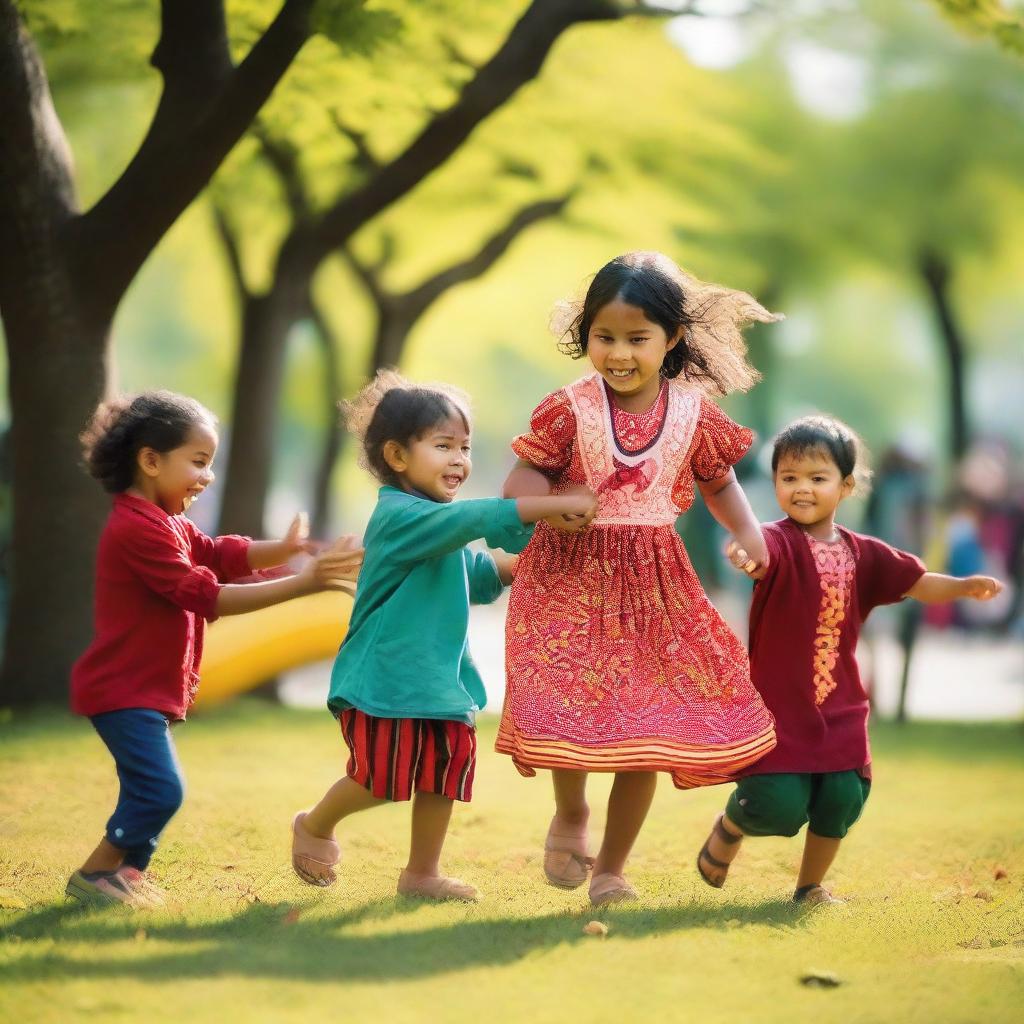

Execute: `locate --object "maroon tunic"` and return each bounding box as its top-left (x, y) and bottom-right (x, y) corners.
top-left (745, 518), bottom-right (925, 779)
top-left (71, 493), bottom-right (251, 720)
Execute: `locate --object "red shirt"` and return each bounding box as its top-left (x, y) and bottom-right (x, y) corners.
top-left (70, 493), bottom-right (251, 720)
top-left (744, 518), bottom-right (925, 779)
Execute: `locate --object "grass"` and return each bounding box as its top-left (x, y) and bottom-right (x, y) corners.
top-left (1, 702), bottom-right (1022, 1024)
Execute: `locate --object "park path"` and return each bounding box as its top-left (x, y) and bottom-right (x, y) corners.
top-left (279, 592), bottom-right (1024, 721)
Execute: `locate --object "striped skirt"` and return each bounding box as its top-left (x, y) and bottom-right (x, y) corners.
top-left (339, 708), bottom-right (476, 802)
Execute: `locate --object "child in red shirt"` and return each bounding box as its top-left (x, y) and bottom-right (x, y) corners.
top-left (696, 415), bottom-right (1002, 905)
top-left (67, 391), bottom-right (363, 908)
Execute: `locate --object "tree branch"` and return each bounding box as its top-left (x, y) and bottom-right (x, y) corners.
top-left (0, 0), bottom-right (78, 271)
top-left (329, 112), bottom-right (382, 175)
top-left (403, 193), bottom-right (573, 316)
top-left (70, 0), bottom-right (314, 313)
top-left (210, 201), bottom-right (251, 304)
top-left (309, 0), bottom-right (630, 257)
top-left (252, 122), bottom-right (311, 220)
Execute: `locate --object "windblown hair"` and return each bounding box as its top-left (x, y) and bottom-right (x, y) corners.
top-left (771, 415), bottom-right (873, 496)
top-left (551, 251), bottom-right (782, 395)
top-left (343, 369), bottom-right (471, 486)
top-left (80, 391), bottom-right (216, 494)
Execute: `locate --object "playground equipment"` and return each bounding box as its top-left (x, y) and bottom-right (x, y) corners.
top-left (194, 589), bottom-right (353, 708)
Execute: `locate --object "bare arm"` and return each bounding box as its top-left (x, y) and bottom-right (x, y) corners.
top-left (492, 551), bottom-right (520, 586)
top-left (515, 493), bottom-right (596, 526)
top-left (216, 544), bottom-right (361, 616)
top-left (503, 459), bottom-right (553, 498)
top-left (503, 459), bottom-right (595, 533)
top-left (904, 572), bottom-right (1002, 604)
top-left (698, 470), bottom-right (768, 570)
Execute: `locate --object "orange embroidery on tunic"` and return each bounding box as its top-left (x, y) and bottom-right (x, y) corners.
top-left (806, 534), bottom-right (856, 706)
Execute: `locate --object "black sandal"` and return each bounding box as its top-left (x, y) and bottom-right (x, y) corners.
top-left (696, 813), bottom-right (743, 889)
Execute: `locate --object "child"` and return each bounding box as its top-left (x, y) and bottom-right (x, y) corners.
top-left (68, 391), bottom-right (363, 908)
top-left (497, 251), bottom-right (781, 906)
top-left (697, 415), bottom-right (1002, 905)
top-left (290, 371), bottom-right (597, 903)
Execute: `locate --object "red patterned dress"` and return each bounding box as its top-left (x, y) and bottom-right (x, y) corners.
top-left (497, 372), bottom-right (776, 789)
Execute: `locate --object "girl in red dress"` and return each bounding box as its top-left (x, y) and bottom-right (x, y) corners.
top-left (698, 416), bottom-right (1002, 905)
top-left (497, 251), bottom-right (781, 905)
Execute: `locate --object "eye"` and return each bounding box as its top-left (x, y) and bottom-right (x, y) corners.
top-left (436, 443), bottom-right (449, 450)
top-left (462, 445), bottom-right (471, 454)
top-left (629, 337), bottom-right (649, 345)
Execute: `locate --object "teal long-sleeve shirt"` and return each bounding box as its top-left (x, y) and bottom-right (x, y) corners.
top-left (327, 487), bottom-right (532, 724)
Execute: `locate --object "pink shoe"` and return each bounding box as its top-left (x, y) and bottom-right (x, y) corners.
top-left (589, 872), bottom-right (638, 907)
top-left (116, 867), bottom-right (167, 907)
top-left (397, 870), bottom-right (480, 903)
top-left (291, 811), bottom-right (340, 886)
top-left (65, 870), bottom-right (144, 908)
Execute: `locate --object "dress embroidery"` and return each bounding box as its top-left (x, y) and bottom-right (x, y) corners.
top-left (805, 533), bottom-right (856, 706)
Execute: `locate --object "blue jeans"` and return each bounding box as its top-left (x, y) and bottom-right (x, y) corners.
top-left (90, 708), bottom-right (185, 870)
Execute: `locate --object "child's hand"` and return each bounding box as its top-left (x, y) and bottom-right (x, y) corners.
top-left (545, 485), bottom-right (597, 534)
top-left (961, 575), bottom-right (1003, 601)
top-left (314, 534), bottom-right (364, 585)
top-left (282, 512), bottom-right (315, 557)
top-left (725, 539), bottom-right (769, 581)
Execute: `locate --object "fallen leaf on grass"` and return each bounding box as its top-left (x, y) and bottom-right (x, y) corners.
top-left (583, 920), bottom-right (608, 937)
top-left (974, 890), bottom-right (994, 902)
top-left (994, 866), bottom-right (1008, 881)
top-left (800, 972), bottom-right (841, 988)
top-left (282, 908), bottom-right (302, 925)
top-left (0, 889), bottom-right (27, 909)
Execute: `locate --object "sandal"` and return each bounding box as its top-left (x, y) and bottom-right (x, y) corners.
top-left (291, 811), bottom-right (340, 887)
top-left (589, 872), bottom-right (637, 906)
top-left (543, 818), bottom-right (594, 889)
top-left (696, 813), bottom-right (743, 889)
top-left (397, 870), bottom-right (480, 903)
top-left (794, 884), bottom-right (845, 906)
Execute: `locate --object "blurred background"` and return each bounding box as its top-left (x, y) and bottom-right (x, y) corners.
top-left (1, 0), bottom-right (1021, 720)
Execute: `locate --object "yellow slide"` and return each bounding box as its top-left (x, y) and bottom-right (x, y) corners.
top-left (194, 590), bottom-right (353, 708)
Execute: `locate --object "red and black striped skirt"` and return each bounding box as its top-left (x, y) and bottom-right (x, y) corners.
top-left (338, 708), bottom-right (476, 802)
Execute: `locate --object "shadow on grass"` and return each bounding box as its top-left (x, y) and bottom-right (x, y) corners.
top-left (1, 896), bottom-right (800, 983)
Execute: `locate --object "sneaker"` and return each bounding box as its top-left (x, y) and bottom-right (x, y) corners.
top-left (116, 867), bottom-right (167, 907)
top-left (65, 870), bottom-right (143, 908)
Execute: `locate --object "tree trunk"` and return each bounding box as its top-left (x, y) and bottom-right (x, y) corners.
top-left (919, 251), bottom-right (968, 463)
top-left (309, 302), bottom-right (344, 538)
top-left (1, 298), bottom-right (110, 705)
top-left (218, 290), bottom-right (298, 537)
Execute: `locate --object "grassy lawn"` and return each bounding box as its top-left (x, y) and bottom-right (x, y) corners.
top-left (1, 702), bottom-right (1022, 1024)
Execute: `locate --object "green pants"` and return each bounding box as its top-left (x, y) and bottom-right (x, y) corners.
top-left (725, 771), bottom-right (870, 840)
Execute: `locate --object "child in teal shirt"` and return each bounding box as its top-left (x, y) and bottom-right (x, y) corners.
top-left (291, 371), bottom-right (597, 902)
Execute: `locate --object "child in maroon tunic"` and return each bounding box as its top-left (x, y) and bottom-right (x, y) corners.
top-left (696, 415), bottom-right (1003, 905)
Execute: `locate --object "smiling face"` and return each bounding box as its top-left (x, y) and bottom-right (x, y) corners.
top-left (137, 422), bottom-right (218, 515)
top-left (774, 448), bottom-right (854, 536)
top-left (586, 297), bottom-right (680, 410)
top-left (383, 413), bottom-right (472, 503)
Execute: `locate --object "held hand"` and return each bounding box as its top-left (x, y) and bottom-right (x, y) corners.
top-left (725, 539), bottom-right (769, 581)
top-left (545, 486), bottom-right (598, 534)
top-left (962, 575), bottom-right (1003, 601)
top-left (282, 512), bottom-right (315, 556)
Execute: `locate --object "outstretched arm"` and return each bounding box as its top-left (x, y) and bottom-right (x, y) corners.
top-left (698, 470), bottom-right (768, 572)
top-left (905, 572), bottom-right (1002, 604)
top-left (503, 459), bottom-right (595, 533)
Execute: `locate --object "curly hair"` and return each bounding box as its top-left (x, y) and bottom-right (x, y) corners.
top-left (80, 391), bottom-right (217, 494)
top-left (551, 251), bottom-right (782, 395)
top-left (342, 369), bottom-right (471, 486)
top-left (771, 415), bottom-right (873, 496)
